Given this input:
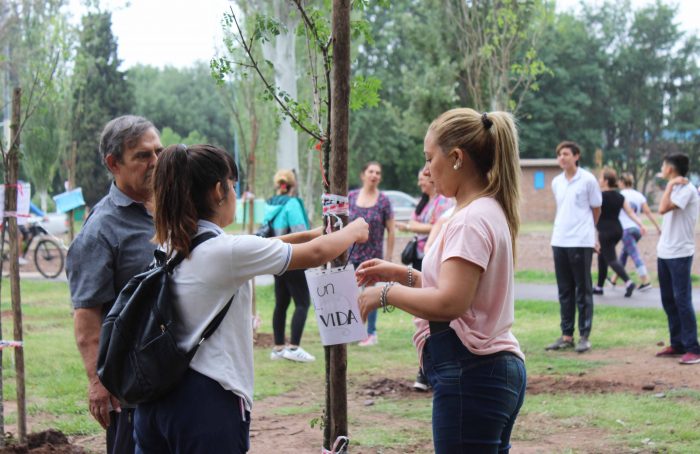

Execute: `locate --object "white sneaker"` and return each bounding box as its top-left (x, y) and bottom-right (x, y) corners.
top-left (18, 257), bottom-right (28, 266)
top-left (270, 348), bottom-right (286, 360)
top-left (358, 334), bottom-right (378, 347)
top-left (282, 346), bottom-right (316, 363)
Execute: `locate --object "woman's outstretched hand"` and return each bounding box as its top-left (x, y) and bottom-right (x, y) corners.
top-left (358, 286), bottom-right (382, 322)
top-left (347, 218), bottom-right (370, 244)
top-left (355, 259), bottom-right (402, 287)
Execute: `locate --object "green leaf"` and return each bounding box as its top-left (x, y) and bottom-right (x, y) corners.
top-left (350, 75), bottom-right (382, 111)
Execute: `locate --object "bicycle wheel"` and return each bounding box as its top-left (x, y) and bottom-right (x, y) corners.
top-left (34, 238), bottom-right (65, 279)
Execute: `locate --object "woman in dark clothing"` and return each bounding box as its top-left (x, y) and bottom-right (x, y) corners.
top-left (594, 169), bottom-right (645, 297)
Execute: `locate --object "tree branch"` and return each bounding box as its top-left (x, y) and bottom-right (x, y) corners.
top-left (228, 6), bottom-right (322, 141)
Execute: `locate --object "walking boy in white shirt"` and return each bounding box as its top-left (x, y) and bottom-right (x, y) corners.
top-left (546, 141), bottom-right (602, 353)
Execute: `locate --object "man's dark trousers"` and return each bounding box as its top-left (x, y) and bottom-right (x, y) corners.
top-left (107, 409), bottom-right (135, 454)
top-left (553, 246), bottom-right (594, 337)
top-left (658, 256), bottom-right (700, 354)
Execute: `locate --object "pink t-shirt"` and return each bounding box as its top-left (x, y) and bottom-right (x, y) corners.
top-left (413, 197), bottom-right (524, 362)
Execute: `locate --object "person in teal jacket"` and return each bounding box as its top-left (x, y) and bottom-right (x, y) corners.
top-left (263, 170), bottom-right (315, 363)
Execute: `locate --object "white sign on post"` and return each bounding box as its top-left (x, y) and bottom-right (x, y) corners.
top-left (0, 182), bottom-right (31, 225)
top-left (305, 265), bottom-right (366, 346)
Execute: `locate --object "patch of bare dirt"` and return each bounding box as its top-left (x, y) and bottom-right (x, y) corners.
top-left (527, 376), bottom-right (629, 395)
top-left (357, 377), bottom-right (423, 399)
top-left (0, 430), bottom-right (86, 454)
top-left (512, 414), bottom-right (628, 454)
top-left (250, 367), bottom-right (434, 454)
top-left (515, 230), bottom-right (700, 275)
top-left (253, 332), bottom-right (276, 349)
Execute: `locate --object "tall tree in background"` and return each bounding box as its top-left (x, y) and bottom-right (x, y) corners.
top-left (258, 0), bottom-right (301, 175)
top-left (20, 2), bottom-right (74, 208)
top-left (71, 10), bottom-right (133, 206)
top-left (350, 0), bottom-right (455, 192)
top-left (129, 63), bottom-right (233, 149)
top-left (584, 1), bottom-right (700, 191)
top-left (517, 12), bottom-right (609, 163)
top-left (1, 0), bottom-right (73, 206)
top-left (444, 0), bottom-right (551, 112)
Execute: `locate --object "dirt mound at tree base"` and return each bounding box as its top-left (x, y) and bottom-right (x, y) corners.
top-left (358, 377), bottom-right (426, 398)
top-left (0, 430), bottom-right (85, 454)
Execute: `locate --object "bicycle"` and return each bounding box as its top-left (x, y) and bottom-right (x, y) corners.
top-left (1, 221), bottom-right (66, 279)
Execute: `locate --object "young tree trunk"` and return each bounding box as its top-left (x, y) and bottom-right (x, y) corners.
top-left (326, 1), bottom-right (351, 451)
top-left (7, 87), bottom-right (27, 443)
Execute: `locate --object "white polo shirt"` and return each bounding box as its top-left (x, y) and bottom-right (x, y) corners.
top-left (550, 167), bottom-right (602, 248)
top-left (657, 183), bottom-right (699, 259)
top-left (170, 220), bottom-right (292, 411)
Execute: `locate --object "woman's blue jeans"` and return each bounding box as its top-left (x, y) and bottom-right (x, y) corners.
top-left (423, 328), bottom-right (526, 453)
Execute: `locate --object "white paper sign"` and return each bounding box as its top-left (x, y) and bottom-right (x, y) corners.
top-left (0, 182), bottom-right (31, 225)
top-left (305, 265), bottom-right (366, 346)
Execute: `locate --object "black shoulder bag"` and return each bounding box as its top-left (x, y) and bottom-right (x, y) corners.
top-left (255, 197), bottom-right (293, 238)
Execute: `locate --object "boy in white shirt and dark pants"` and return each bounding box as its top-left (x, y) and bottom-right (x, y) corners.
top-left (546, 141), bottom-right (602, 353)
top-left (655, 152), bottom-right (700, 365)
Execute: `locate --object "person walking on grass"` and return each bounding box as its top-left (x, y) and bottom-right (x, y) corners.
top-left (607, 173), bottom-right (661, 290)
top-left (135, 144), bottom-right (369, 453)
top-left (592, 169), bottom-right (645, 298)
top-left (654, 153), bottom-right (700, 365)
top-left (67, 115), bottom-right (163, 454)
top-left (264, 170), bottom-right (316, 363)
top-left (546, 141), bottom-right (602, 354)
top-left (348, 161), bottom-right (395, 347)
top-left (357, 108), bottom-right (526, 453)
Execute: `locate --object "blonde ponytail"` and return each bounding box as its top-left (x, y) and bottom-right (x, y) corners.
top-left (428, 108), bottom-right (521, 256)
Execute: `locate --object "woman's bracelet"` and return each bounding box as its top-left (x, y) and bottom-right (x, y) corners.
top-left (380, 282), bottom-right (396, 313)
top-left (407, 265), bottom-right (414, 288)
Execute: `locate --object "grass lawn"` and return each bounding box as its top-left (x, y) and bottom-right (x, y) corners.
top-left (1, 279), bottom-right (699, 452)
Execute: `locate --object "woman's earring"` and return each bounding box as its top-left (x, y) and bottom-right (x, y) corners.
top-left (218, 199), bottom-right (225, 206)
top-left (453, 161), bottom-right (462, 170)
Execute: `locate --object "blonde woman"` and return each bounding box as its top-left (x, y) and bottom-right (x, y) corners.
top-left (357, 109), bottom-right (526, 453)
top-left (262, 170), bottom-right (316, 362)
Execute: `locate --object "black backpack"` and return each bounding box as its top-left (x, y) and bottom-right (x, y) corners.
top-left (97, 231), bottom-right (233, 405)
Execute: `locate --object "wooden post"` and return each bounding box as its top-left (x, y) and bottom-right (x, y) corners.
top-left (0, 220), bottom-right (6, 446)
top-left (67, 141), bottom-right (77, 241)
top-left (7, 87), bottom-right (27, 443)
top-left (326, 1), bottom-right (351, 451)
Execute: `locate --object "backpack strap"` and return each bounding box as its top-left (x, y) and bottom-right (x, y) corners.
top-left (166, 231), bottom-right (218, 271)
top-left (168, 230), bottom-right (234, 346)
top-left (198, 295), bottom-right (233, 345)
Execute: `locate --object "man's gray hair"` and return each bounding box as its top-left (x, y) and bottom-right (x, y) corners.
top-left (99, 115), bottom-right (158, 166)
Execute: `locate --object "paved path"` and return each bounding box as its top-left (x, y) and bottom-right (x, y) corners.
top-left (515, 282), bottom-right (700, 311)
top-left (15, 271), bottom-right (699, 312)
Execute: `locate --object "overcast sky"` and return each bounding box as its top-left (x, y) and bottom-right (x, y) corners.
top-left (68, 0), bottom-right (700, 70)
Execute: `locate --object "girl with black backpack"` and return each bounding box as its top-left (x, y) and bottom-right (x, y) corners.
top-left (136, 144), bottom-right (368, 453)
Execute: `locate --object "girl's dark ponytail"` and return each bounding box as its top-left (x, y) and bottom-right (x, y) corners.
top-left (153, 144), bottom-right (237, 258)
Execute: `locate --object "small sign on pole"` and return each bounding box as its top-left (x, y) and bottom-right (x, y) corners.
top-left (52, 188), bottom-right (85, 213)
top-left (305, 266), bottom-right (366, 346)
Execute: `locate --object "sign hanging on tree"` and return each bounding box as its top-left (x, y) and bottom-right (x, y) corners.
top-left (305, 266), bottom-right (366, 346)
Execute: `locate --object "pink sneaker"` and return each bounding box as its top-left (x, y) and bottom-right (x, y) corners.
top-left (358, 334), bottom-right (378, 347)
top-left (679, 352), bottom-right (700, 365)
